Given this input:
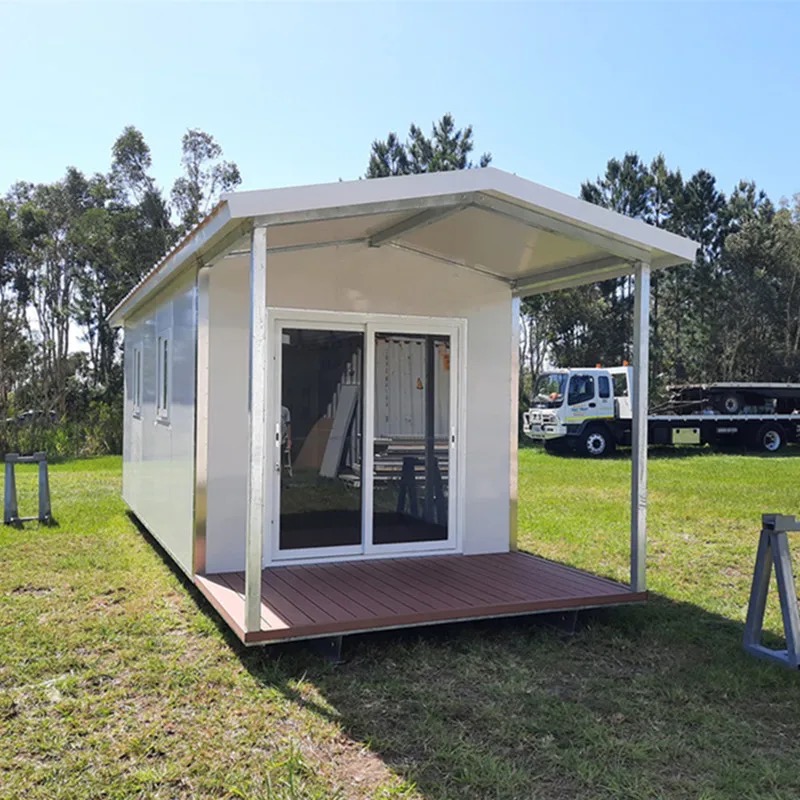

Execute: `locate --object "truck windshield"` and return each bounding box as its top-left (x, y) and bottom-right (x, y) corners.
top-left (532, 373), bottom-right (567, 408)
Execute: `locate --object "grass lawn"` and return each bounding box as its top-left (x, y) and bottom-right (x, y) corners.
top-left (2, 450), bottom-right (800, 799)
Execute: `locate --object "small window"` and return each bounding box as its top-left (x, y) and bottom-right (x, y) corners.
top-left (568, 374), bottom-right (595, 405)
top-left (156, 334), bottom-right (171, 421)
top-left (598, 375), bottom-right (611, 399)
top-left (132, 346), bottom-right (143, 416)
top-left (613, 373), bottom-right (629, 398)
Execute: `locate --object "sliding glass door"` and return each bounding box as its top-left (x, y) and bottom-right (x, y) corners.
top-left (369, 332), bottom-right (452, 547)
top-left (270, 313), bottom-right (460, 563)
top-left (276, 325), bottom-right (364, 559)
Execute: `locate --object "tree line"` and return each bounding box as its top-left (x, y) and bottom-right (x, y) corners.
top-left (1, 114), bottom-right (798, 455)
top-left (523, 154), bottom-right (800, 400)
top-left (0, 127), bottom-right (241, 454)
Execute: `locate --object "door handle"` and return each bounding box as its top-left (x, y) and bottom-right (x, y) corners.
top-left (588, 402), bottom-right (596, 408)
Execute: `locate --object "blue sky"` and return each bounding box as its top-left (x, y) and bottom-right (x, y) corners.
top-left (1, 1), bottom-right (798, 203)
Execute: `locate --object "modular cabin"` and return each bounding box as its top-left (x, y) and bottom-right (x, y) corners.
top-left (108, 168), bottom-right (698, 645)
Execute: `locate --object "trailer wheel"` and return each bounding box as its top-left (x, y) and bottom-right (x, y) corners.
top-left (716, 392), bottom-right (743, 414)
top-left (755, 423), bottom-right (784, 453)
top-left (578, 425), bottom-right (615, 458)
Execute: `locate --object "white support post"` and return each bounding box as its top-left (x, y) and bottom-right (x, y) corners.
top-left (630, 261), bottom-right (651, 593)
top-left (245, 225), bottom-right (268, 633)
top-left (509, 297), bottom-right (520, 551)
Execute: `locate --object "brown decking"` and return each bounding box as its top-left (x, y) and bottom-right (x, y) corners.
top-left (194, 552), bottom-right (646, 645)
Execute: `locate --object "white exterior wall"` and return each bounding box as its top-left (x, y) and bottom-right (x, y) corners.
top-left (204, 243), bottom-right (513, 573)
top-left (205, 263), bottom-right (251, 573)
top-left (122, 272), bottom-right (197, 575)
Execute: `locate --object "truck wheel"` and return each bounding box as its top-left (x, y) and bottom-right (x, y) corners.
top-left (578, 426), bottom-right (615, 458)
top-left (755, 423), bottom-right (784, 453)
top-left (716, 392), bottom-right (743, 414)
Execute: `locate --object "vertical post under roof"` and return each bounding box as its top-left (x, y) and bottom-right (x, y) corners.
top-left (245, 224), bottom-right (268, 633)
top-left (630, 262), bottom-right (651, 593)
top-left (509, 296), bottom-right (520, 552)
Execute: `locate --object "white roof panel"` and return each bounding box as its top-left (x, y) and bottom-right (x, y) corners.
top-left (108, 167), bottom-right (698, 326)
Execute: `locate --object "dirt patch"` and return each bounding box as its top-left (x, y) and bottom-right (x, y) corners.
top-left (11, 584), bottom-right (53, 596)
top-left (303, 732), bottom-right (418, 798)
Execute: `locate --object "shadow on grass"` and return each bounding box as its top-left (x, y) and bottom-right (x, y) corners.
top-left (126, 510), bottom-right (800, 798)
top-left (242, 595), bottom-right (800, 798)
top-left (2, 516), bottom-right (60, 530)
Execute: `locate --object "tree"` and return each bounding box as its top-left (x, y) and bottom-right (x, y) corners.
top-left (716, 199), bottom-right (800, 380)
top-left (6, 170), bottom-right (107, 416)
top-left (171, 129), bottom-right (241, 233)
top-left (0, 200), bottom-right (32, 410)
top-left (366, 113), bottom-right (491, 178)
top-left (0, 124), bottom-right (243, 456)
top-left (111, 125), bottom-right (156, 205)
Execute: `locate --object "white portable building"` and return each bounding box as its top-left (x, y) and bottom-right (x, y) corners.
top-left (109, 168), bottom-right (697, 645)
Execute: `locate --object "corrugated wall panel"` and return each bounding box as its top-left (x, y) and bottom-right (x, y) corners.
top-left (375, 337), bottom-right (450, 437)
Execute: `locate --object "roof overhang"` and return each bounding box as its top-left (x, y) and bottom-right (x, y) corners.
top-left (108, 167), bottom-right (698, 326)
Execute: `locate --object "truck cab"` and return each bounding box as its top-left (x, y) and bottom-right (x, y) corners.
top-left (523, 366), bottom-right (633, 456)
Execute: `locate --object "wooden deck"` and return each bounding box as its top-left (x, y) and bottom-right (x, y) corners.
top-left (194, 552), bottom-right (646, 645)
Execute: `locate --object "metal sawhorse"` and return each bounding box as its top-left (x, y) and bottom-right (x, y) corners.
top-left (3, 452), bottom-right (51, 525)
top-left (743, 513), bottom-right (800, 669)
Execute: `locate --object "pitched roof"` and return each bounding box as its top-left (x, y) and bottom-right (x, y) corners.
top-left (108, 167), bottom-right (698, 325)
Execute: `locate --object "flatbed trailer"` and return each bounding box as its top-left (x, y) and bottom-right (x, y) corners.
top-left (524, 366), bottom-right (800, 456)
top-left (660, 381), bottom-right (800, 416)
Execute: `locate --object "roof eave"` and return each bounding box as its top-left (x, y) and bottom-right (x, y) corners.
top-left (108, 167), bottom-right (700, 325)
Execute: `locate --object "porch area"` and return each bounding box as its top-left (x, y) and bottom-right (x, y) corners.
top-left (194, 552), bottom-right (646, 645)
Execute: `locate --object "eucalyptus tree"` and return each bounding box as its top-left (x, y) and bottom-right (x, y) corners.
top-left (0, 200), bottom-right (32, 410)
top-left (171, 128), bottom-right (241, 234)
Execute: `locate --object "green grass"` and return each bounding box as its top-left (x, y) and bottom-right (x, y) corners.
top-left (2, 450), bottom-right (800, 798)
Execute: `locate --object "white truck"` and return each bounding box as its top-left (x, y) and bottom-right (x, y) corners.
top-left (523, 366), bottom-right (800, 457)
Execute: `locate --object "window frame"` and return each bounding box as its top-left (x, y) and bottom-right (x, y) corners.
top-left (598, 375), bottom-right (611, 399)
top-left (132, 345), bottom-right (143, 418)
top-left (156, 330), bottom-right (172, 423)
top-left (567, 374), bottom-right (595, 406)
top-left (612, 373), bottom-right (629, 398)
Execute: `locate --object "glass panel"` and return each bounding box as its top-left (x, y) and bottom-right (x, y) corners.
top-left (279, 328), bottom-right (363, 550)
top-left (568, 374), bottom-right (594, 405)
top-left (372, 333), bottom-right (450, 545)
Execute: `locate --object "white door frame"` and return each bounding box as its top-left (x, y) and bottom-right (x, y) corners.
top-left (363, 319), bottom-right (462, 556)
top-left (266, 307), bottom-right (466, 566)
top-left (268, 314), bottom-right (364, 564)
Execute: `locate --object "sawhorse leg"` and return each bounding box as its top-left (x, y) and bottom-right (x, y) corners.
top-left (4, 457), bottom-right (18, 524)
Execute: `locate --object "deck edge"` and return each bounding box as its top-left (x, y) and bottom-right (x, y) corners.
top-left (194, 574), bottom-right (248, 644)
top-left (241, 590), bottom-right (648, 645)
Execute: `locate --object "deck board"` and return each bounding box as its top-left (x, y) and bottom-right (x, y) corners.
top-left (195, 552), bottom-right (646, 645)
